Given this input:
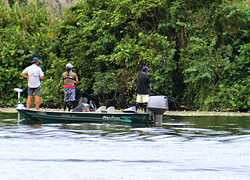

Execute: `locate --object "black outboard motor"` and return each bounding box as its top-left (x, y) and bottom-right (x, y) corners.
top-left (147, 96), bottom-right (168, 126)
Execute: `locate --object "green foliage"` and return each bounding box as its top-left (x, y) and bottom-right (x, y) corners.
top-left (177, 0), bottom-right (250, 111)
top-left (0, 2), bottom-right (59, 106)
top-left (218, 41), bottom-right (250, 111)
top-left (56, 0), bottom-right (177, 108)
top-left (2, 0), bottom-right (250, 112)
top-left (180, 38), bottom-right (218, 109)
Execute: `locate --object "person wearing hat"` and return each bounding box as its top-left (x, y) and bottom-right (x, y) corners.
top-left (62, 63), bottom-right (79, 111)
top-left (136, 66), bottom-right (151, 112)
top-left (21, 57), bottom-right (44, 110)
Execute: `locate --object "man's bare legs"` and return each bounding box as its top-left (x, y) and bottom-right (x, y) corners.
top-left (26, 95), bottom-right (39, 110)
top-left (26, 96), bottom-right (32, 109)
top-left (35, 96), bottom-right (39, 110)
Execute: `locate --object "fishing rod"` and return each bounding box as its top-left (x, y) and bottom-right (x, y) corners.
top-left (75, 86), bottom-right (98, 100)
top-left (150, 89), bottom-right (163, 95)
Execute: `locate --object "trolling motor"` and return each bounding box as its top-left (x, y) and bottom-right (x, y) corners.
top-left (147, 96), bottom-right (168, 126)
top-left (14, 88), bottom-right (25, 126)
top-left (14, 88), bottom-right (25, 109)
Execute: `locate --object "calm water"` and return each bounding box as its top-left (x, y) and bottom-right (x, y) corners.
top-left (1, 113), bottom-right (250, 180)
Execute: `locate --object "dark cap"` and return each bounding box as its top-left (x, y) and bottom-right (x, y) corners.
top-left (31, 57), bottom-right (41, 63)
top-left (142, 66), bottom-right (149, 72)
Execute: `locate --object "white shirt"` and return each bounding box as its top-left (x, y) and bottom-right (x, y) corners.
top-left (22, 64), bottom-right (44, 88)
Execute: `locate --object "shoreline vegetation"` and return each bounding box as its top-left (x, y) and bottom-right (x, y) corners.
top-left (1, 108), bottom-right (250, 116)
top-left (2, 1), bottom-right (250, 111)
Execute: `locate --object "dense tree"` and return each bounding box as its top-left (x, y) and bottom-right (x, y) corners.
top-left (0, 1), bottom-right (59, 106)
top-left (1, 0), bottom-right (250, 111)
top-left (53, 0), bottom-right (176, 108)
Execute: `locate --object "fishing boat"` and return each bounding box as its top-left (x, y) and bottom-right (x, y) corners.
top-left (15, 88), bottom-right (168, 126)
top-left (17, 108), bottom-right (149, 125)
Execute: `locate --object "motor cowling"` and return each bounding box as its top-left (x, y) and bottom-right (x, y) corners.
top-left (147, 96), bottom-right (168, 113)
top-left (147, 96), bottom-right (168, 126)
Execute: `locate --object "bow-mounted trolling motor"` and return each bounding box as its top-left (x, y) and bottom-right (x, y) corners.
top-left (14, 88), bottom-right (25, 126)
top-left (14, 88), bottom-right (25, 109)
top-left (147, 96), bottom-right (168, 126)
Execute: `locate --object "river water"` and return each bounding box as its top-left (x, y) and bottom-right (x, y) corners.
top-left (0, 113), bottom-right (250, 180)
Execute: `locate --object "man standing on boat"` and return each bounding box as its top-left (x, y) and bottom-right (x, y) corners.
top-left (62, 63), bottom-right (79, 111)
top-left (21, 57), bottom-right (44, 110)
top-left (136, 66), bottom-right (151, 112)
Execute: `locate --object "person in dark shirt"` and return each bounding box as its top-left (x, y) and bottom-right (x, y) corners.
top-left (136, 66), bottom-right (151, 112)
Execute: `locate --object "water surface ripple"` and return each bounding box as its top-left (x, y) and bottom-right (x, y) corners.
top-left (0, 113), bottom-right (250, 180)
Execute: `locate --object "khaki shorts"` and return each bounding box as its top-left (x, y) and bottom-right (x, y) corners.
top-left (136, 94), bottom-right (149, 103)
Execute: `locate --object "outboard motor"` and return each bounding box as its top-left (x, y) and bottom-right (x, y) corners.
top-left (147, 96), bottom-right (168, 126)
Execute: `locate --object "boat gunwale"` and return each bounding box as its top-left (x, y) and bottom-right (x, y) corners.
top-left (17, 108), bottom-right (148, 115)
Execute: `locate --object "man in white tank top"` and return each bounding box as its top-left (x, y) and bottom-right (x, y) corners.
top-left (21, 57), bottom-right (44, 110)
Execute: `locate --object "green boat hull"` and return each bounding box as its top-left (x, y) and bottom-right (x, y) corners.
top-left (17, 109), bottom-right (149, 125)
